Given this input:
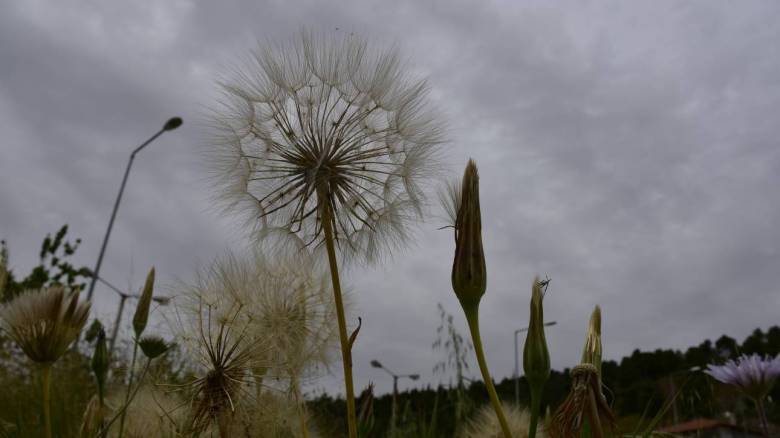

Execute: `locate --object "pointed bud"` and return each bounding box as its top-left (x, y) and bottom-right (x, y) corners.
top-left (580, 305), bottom-right (602, 377)
top-left (451, 159), bottom-right (486, 309)
top-left (90, 328), bottom-right (109, 397)
top-left (132, 267), bottom-right (155, 338)
top-left (523, 277), bottom-right (551, 396)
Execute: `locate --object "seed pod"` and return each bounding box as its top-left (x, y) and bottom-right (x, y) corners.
top-left (132, 267), bottom-right (155, 338)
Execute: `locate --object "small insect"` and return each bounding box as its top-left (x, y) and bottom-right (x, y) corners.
top-left (539, 276), bottom-right (552, 291)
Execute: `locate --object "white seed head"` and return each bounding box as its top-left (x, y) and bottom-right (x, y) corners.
top-left (205, 31), bottom-right (446, 265)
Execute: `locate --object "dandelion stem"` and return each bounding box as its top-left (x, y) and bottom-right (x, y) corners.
top-left (41, 363), bottom-right (52, 438)
top-left (118, 340), bottom-right (139, 438)
top-left (320, 192), bottom-right (358, 438)
top-left (463, 306), bottom-right (512, 438)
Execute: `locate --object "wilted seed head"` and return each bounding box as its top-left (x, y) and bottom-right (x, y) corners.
top-left (133, 267), bottom-right (155, 338)
top-left (139, 335), bottom-right (170, 360)
top-left (0, 286), bottom-right (90, 364)
top-left (91, 327), bottom-right (109, 396)
top-left (550, 364), bottom-right (616, 438)
top-left (451, 159), bottom-right (486, 309)
top-left (580, 305), bottom-right (602, 378)
top-left (523, 277), bottom-right (551, 396)
top-left (206, 31), bottom-right (445, 264)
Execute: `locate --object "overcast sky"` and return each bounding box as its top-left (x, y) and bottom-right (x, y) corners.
top-left (1, 0), bottom-right (779, 398)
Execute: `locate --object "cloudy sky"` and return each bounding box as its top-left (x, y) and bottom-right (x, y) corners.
top-left (1, 0), bottom-right (779, 398)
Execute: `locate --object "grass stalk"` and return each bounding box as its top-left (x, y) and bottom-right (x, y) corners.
top-left (463, 306), bottom-right (512, 437)
top-left (41, 364), bottom-right (52, 438)
top-left (754, 397), bottom-right (770, 438)
top-left (320, 195), bottom-right (358, 438)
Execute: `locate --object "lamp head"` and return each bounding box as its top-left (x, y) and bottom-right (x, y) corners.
top-left (409, 374), bottom-right (420, 381)
top-left (163, 117), bottom-right (183, 131)
top-left (370, 360), bottom-right (382, 369)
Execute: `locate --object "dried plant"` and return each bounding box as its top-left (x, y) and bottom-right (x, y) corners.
top-left (0, 286), bottom-right (90, 438)
top-left (206, 31), bottom-right (446, 437)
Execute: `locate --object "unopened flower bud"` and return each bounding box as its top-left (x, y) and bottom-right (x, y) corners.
top-left (91, 327), bottom-right (109, 397)
top-left (132, 267), bottom-right (155, 338)
top-left (580, 305), bottom-right (602, 377)
top-left (523, 277), bottom-right (551, 395)
top-left (451, 159), bottom-right (486, 309)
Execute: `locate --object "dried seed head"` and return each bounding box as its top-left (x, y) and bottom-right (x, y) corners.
top-left (0, 286), bottom-right (90, 364)
top-left (451, 159), bottom-right (486, 309)
top-left (133, 267), bottom-right (155, 338)
top-left (550, 364), bottom-right (617, 438)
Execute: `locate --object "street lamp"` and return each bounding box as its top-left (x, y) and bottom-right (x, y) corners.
top-left (370, 359), bottom-right (419, 436)
top-left (514, 321), bottom-right (557, 405)
top-left (96, 276), bottom-right (169, 355)
top-left (85, 117), bottom-right (182, 302)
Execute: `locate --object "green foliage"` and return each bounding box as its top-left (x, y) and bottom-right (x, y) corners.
top-left (1, 225), bottom-right (92, 302)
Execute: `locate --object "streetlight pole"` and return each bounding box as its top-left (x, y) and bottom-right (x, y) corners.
top-left (370, 360), bottom-right (419, 437)
top-left (514, 321), bottom-right (557, 406)
top-left (85, 117), bottom-right (182, 302)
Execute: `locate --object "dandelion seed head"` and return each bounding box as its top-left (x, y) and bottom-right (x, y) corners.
top-left (205, 30), bottom-right (446, 265)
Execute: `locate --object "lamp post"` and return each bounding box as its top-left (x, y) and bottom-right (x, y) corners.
top-left (514, 321), bottom-right (557, 406)
top-left (96, 276), bottom-right (169, 355)
top-left (370, 359), bottom-right (419, 436)
top-left (85, 117), bottom-right (182, 302)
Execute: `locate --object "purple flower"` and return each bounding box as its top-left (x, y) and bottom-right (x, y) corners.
top-left (705, 353), bottom-right (780, 400)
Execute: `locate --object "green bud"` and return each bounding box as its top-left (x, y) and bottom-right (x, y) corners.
top-left (451, 159), bottom-right (486, 309)
top-left (580, 305), bottom-right (602, 377)
top-left (90, 328), bottom-right (109, 397)
top-left (523, 277), bottom-right (551, 394)
top-left (132, 267), bottom-right (155, 338)
top-left (138, 335), bottom-right (169, 359)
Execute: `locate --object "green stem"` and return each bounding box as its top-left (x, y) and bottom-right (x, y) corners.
top-left (528, 390), bottom-right (541, 438)
top-left (320, 195), bottom-right (358, 438)
top-left (118, 341), bottom-right (139, 438)
top-left (41, 364), bottom-right (52, 438)
top-left (463, 306), bottom-right (512, 438)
